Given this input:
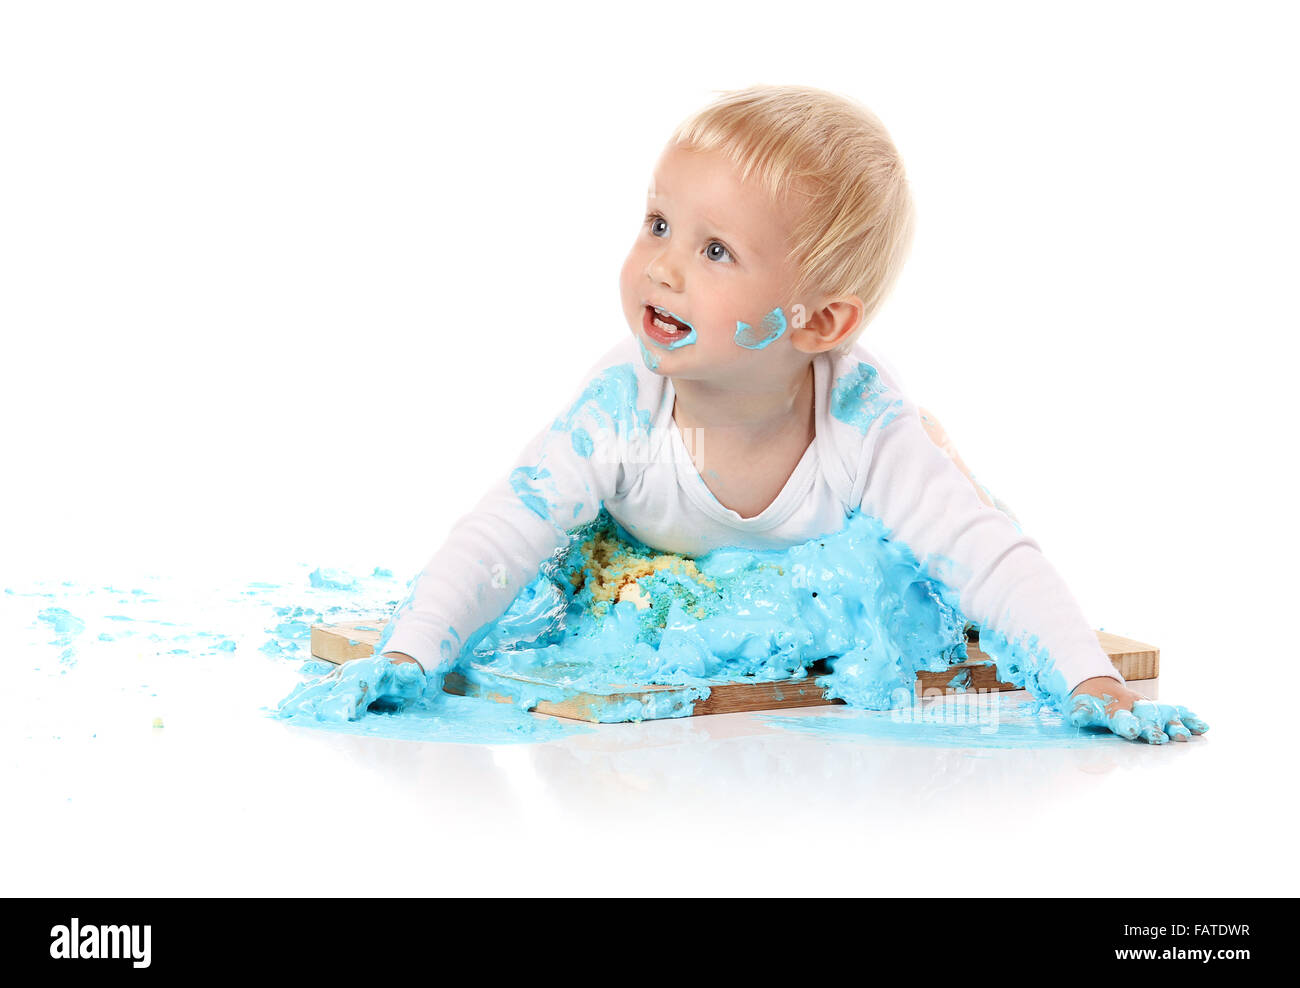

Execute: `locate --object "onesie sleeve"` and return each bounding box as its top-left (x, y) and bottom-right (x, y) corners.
top-left (836, 355), bottom-right (1123, 708)
top-left (375, 344), bottom-right (655, 676)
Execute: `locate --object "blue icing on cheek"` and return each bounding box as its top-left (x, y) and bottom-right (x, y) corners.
top-left (830, 361), bottom-right (904, 432)
top-left (734, 307), bottom-right (788, 350)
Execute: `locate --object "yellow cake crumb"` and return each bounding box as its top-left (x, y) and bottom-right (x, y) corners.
top-left (571, 532), bottom-right (716, 609)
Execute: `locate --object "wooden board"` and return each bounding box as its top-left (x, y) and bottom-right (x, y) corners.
top-left (310, 619), bottom-right (1159, 723)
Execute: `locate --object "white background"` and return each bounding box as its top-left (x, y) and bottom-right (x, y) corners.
top-left (2, 0), bottom-right (1297, 896)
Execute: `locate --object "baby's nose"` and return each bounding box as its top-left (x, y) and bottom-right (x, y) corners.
top-left (646, 251), bottom-right (682, 289)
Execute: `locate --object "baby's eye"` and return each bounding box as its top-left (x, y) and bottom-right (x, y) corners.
top-left (705, 241), bottom-right (734, 263)
top-left (648, 215), bottom-right (669, 238)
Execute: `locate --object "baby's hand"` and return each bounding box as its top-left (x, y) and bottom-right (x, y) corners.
top-left (1066, 677), bottom-right (1208, 744)
top-left (277, 654), bottom-right (428, 722)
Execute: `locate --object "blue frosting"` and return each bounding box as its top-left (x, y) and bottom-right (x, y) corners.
top-left (551, 363), bottom-right (652, 438)
top-left (735, 307), bottom-right (788, 349)
top-left (308, 568), bottom-right (359, 591)
top-left (830, 361), bottom-right (904, 432)
top-left (638, 339), bottom-right (661, 371)
top-left (453, 508), bottom-right (975, 711)
top-left (509, 465), bottom-right (554, 521)
top-left (283, 504), bottom-right (1114, 730)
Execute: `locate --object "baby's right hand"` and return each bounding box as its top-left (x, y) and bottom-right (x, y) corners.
top-left (277, 654), bottom-right (428, 723)
top-left (1066, 677), bottom-right (1208, 744)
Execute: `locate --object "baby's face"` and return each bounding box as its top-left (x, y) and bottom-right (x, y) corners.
top-left (619, 144), bottom-right (807, 384)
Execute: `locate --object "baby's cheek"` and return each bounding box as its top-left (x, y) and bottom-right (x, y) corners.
top-left (618, 248), bottom-right (644, 299)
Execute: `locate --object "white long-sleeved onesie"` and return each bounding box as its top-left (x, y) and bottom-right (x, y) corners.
top-left (377, 335), bottom-right (1124, 700)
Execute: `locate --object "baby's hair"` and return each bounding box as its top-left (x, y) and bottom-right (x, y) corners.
top-left (669, 85), bottom-right (916, 350)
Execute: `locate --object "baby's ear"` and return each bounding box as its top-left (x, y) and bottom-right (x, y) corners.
top-left (791, 296), bottom-right (865, 353)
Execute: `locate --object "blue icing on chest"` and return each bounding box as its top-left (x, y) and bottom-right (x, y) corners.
top-left (830, 361), bottom-right (904, 433)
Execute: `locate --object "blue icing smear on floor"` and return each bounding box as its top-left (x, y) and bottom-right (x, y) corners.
top-left (271, 503), bottom-right (1095, 738)
top-left (9, 512), bottom-right (1124, 749)
top-left (274, 693), bottom-right (587, 744)
top-left (759, 699), bottom-right (1125, 749)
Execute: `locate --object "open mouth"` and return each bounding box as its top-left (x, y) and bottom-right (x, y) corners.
top-left (642, 304), bottom-right (696, 348)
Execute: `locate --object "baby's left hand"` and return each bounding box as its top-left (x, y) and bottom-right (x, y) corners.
top-left (278, 654), bottom-right (428, 722)
top-left (1066, 677), bottom-right (1209, 744)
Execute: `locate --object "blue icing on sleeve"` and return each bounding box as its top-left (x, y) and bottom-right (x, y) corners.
top-left (550, 363), bottom-right (652, 443)
top-left (570, 428), bottom-right (595, 458)
top-left (830, 361), bottom-right (904, 433)
top-left (509, 465), bottom-right (554, 520)
top-left (972, 625), bottom-right (1073, 712)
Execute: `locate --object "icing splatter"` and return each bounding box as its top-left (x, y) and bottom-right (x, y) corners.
top-left (308, 568), bottom-right (359, 591)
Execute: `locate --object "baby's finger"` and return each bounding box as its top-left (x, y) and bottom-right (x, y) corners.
top-left (1067, 695), bottom-right (1109, 731)
top-left (1175, 705), bottom-right (1209, 734)
top-left (1153, 702), bottom-right (1181, 725)
top-left (1139, 724), bottom-right (1170, 745)
top-left (1128, 702), bottom-right (1169, 744)
top-left (1106, 708), bottom-right (1143, 741)
top-left (1149, 703), bottom-right (1190, 742)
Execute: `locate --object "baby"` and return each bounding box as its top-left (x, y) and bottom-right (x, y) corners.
top-left (292, 85), bottom-right (1206, 743)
